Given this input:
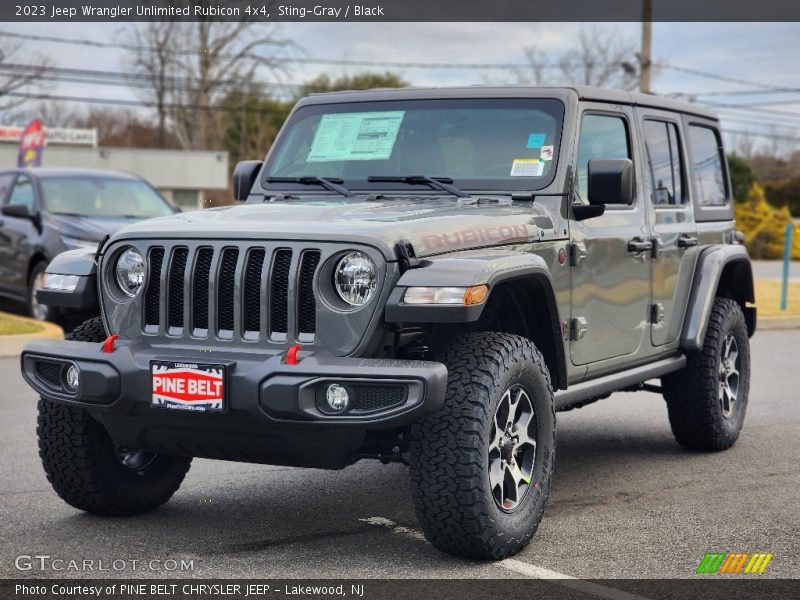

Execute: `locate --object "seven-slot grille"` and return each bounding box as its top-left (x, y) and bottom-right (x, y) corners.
top-left (142, 244), bottom-right (323, 343)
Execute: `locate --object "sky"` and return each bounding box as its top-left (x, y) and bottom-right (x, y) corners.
top-left (2, 21), bottom-right (799, 153)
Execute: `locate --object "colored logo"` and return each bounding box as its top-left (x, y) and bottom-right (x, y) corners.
top-left (696, 552), bottom-right (773, 574)
top-left (17, 118), bottom-right (46, 168)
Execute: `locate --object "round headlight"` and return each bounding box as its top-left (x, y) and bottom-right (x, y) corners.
top-left (115, 248), bottom-right (145, 298)
top-left (334, 251), bottom-right (377, 307)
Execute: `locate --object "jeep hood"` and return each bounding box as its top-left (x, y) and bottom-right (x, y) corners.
top-left (109, 197), bottom-right (559, 259)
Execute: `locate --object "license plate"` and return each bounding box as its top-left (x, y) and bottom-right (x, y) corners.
top-left (151, 361), bottom-right (225, 412)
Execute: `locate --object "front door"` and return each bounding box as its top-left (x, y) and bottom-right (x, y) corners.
top-left (636, 110), bottom-right (699, 346)
top-left (569, 106), bottom-right (652, 366)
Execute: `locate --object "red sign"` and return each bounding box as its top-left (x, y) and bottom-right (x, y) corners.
top-left (17, 119), bottom-right (46, 168)
top-left (151, 363), bottom-right (225, 412)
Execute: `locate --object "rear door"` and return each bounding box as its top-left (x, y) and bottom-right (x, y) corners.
top-left (636, 109), bottom-right (699, 346)
top-left (569, 104), bottom-right (652, 367)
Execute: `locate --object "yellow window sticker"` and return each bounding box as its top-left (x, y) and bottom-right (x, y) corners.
top-left (510, 158), bottom-right (544, 177)
top-left (307, 111), bottom-right (405, 162)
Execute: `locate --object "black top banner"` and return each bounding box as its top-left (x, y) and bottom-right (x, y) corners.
top-left (4, 0), bottom-right (800, 22)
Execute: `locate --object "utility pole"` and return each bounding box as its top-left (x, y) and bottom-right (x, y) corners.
top-left (640, 0), bottom-right (653, 93)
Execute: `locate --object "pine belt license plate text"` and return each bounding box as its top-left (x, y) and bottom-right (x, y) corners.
top-left (151, 361), bottom-right (225, 412)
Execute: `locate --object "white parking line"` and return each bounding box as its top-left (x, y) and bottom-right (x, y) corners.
top-left (359, 516), bottom-right (651, 600)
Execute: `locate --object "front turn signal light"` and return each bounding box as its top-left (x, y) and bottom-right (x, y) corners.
top-left (404, 284), bottom-right (489, 305)
top-left (464, 284), bottom-right (489, 305)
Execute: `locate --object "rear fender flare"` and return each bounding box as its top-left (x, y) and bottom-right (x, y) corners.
top-left (680, 245), bottom-right (755, 350)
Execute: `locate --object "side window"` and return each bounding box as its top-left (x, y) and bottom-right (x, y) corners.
top-left (7, 175), bottom-right (35, 209)
top-left (0, 174), bottom-right (15, 203)
top-left (643, 120), bottom-right (685, 206)
top-left (688, 125), bottom-right (728, 206)
top-left (576, 114), bottom-right (631, 203)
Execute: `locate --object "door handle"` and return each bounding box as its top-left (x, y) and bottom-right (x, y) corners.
top-left (677, 234), bottom-right (699, 248)
top-left (627, 238), bottom-right (653, 254)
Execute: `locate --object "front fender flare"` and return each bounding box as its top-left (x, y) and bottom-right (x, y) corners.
top-left (385, 253), bottom-right (554, 324)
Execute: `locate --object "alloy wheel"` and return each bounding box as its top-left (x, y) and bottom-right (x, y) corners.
top-left (719, 332), bottom-right (740, 419)
top-left (488, 385), bottom-right (537, 512)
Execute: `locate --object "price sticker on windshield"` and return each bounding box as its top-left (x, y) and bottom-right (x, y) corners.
top-left (307, 111), bottom-right (405, 162)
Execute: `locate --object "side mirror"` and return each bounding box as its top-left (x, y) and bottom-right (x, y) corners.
top-left (587, 158), bottom-right (634, 206)
top-left (1, 203), bottom-right (40, 226)
top-left (232, 160), bottom-right (263, 202)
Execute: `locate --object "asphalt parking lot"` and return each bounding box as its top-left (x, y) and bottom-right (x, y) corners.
top-left (1, 330), bottom-right (798, 581)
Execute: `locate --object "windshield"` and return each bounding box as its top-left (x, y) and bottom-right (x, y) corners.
top-left (264, 98), bottom-right (564, 193)
top-left (40, 177), bottom-right (174, 218)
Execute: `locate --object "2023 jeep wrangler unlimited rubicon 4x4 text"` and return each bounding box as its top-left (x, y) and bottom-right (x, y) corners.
top-left (21, 86), bottom-right (755, 560)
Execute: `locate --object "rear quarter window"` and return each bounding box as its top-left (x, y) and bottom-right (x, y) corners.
top-left (688, 124), bottom-right (728, 207)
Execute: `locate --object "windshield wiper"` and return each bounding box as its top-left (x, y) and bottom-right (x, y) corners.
top-left (367, 175), bottom-right (470, 198)
top-left (265, 176), bottom-right (353, 197)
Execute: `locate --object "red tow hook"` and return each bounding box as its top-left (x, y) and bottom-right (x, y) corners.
top-left (286, 344), bottom-right (302, 365)
top-left (102, 335), bottom-right (119, 353)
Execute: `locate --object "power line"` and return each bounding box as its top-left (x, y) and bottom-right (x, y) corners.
top-left (0, 62), bottom-right (300, 91)
top-left (3, 27), bottom-right (794, 90)
top-left (723, 129), bottom-right (800, 143)
top-left (0, 90), bottom-right (290, 113)
top-left (709, 98), bottom-right (800, 108)
top-left (660, 65), bottom-right (791, 92)
top-left (699, 99), bottom-right (800, 119)
top-left (0, 29), bottom-right (288, 54)
top-left (674, 88), bottom-right (800, 97)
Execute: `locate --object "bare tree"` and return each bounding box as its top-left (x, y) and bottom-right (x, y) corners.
top-left (0, 41), bottom-right (52, 113)
top-left (515, 26), bottom-right (646, 91)
top-left (122, 15), bottom-right (293, 150)
top-left (121, 22), bottom-right (178, 148)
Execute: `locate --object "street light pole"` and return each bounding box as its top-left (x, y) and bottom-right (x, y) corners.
top-left (640, 0), bottom-right (653, 93)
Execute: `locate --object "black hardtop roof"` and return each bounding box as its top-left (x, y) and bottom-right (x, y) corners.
top-left (298, 85), bottom-right (717, 120)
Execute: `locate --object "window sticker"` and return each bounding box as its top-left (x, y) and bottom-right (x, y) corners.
top-left (526, 133), bottom-right (547, 148)
top-left (540, 145), bottom-right (553, 161)
top-left (307, 111), bottom-right (405, 162)
top-left (510, 158), bottom-right (544, 177)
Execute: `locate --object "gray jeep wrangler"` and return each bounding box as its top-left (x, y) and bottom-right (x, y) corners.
top-left (21, 86), bottom-right (755, 560)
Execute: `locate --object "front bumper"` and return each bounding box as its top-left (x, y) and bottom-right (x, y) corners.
top-left (21, 339), bottom-right (447, 468)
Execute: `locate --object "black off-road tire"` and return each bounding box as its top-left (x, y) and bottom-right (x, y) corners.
top-left (37, 317), bottom-right (192, 516)
top-left (66, 315), bottom-right (106, 341)
top-left (408, 332), bottom-right (556, 560)
top-left (662, 297), bottom-right (751, 451)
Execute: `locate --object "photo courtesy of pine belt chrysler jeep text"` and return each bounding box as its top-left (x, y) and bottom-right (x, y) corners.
top-left (20, 86), bottom-right (755, 560)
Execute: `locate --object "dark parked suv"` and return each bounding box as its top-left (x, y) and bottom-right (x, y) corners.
top-left (0, 168), bottom-right (175, 320)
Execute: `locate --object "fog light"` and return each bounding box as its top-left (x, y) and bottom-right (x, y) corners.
top-left (325, 383), bottom-right (350, 412)
top-left (64, 365), bottom-right (79, 393)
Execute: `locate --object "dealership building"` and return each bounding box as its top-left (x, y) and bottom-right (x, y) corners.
top-left (0, 126), bottom-right (230, 211)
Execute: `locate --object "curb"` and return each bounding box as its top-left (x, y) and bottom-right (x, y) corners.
top-left (757, 316), bottom-right (800, 331)
top-left (0, 316), bottom-right (63, 358)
